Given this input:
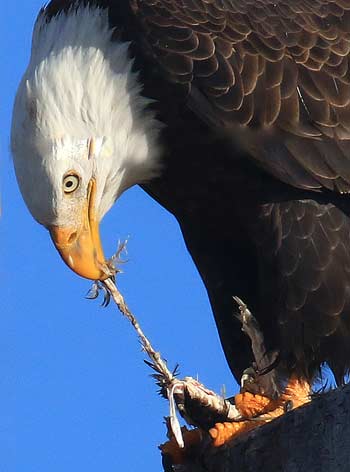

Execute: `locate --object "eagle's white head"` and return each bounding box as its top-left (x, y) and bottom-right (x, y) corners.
top-left (11, 6), bottom-right (161, 279)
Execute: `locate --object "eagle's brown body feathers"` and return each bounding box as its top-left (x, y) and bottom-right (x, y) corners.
top-left (44, 0), bottom-right (350, 384)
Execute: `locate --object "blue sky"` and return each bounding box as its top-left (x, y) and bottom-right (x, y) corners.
top-left (1, 2), bottom-right (237, 470)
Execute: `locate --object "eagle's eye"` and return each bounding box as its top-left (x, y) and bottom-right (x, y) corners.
top-left (63, 173), bottom-right (80, 194)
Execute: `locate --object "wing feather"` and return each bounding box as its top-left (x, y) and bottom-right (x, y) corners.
top-left (131, 0), bottom-right (350, 192)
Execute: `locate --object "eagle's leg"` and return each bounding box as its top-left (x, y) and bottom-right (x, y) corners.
top-left (161, 298), bottom-right (311, 462)
top-left (233, 295), bottom-right (281, 398)
top-left (161, 376), bottom-right (311, 462)
top-left (209, 298), bottom-right (311, 447)
top-left (209, 376), bottom-right (311, 447)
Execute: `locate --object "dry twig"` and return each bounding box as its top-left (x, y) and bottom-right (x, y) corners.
top-left (87, 243), bottom-right (291, 450)
top-left (86, 242), bottom-right (242, 447)
top-left (102, 276), bottom-right (241, 447)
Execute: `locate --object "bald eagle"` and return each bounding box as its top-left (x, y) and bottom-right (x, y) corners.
top-left (10, 0), bottom-right (350, 415)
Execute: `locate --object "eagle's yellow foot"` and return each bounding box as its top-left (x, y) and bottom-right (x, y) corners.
top-left (160, 427), bottom-right (203, 465)
top-left (209, 391), bottom-right (271, 447)
top-left (209, 376), bottom-right (311, 447)
top-left (234, 390), bottom-right (273, 417)
top-left (209, 419), bottom-right (262, 447)
top-left (261, 376), bottom-right (311, 419)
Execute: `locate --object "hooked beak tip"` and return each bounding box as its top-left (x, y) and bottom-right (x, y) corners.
top-left (48, 225), bottom-right (109, 281)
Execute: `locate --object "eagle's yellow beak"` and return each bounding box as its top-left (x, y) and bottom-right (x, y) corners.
top-left (48, 179), bottom-right (108, 280)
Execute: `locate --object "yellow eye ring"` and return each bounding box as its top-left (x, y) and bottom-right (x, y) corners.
top-left (63, 173), bottom-right (80, 194)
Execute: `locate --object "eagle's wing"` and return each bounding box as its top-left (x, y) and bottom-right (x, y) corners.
top-left (131, 0), bottom-right (350, 192)
top-left (256, 200), bottom-right (350, 380)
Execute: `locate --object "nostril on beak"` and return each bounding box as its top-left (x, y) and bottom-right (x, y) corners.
top-left (68, 231), bottom-right (77, 245)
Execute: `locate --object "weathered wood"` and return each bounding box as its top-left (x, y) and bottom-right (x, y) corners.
top-left (163, 383), bottom-right (350, 472)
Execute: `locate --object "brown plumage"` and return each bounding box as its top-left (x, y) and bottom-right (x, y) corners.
top-left (42, 0), bottom-right (350, 385)
top-left (128, 0), bottom-right (350, 192)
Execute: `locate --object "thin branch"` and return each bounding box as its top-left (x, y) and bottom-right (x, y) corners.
top-left (102, 276), bottom-right (241, 447)
top-left (87, 244), bottom-right (290, 452)
top-left (103, 277), bottom-right (175, 386)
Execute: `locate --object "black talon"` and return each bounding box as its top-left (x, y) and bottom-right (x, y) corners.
top-left (284, 400), bottom-right (293, 412)
top-left (256, 354), bottom-right (281, 377)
